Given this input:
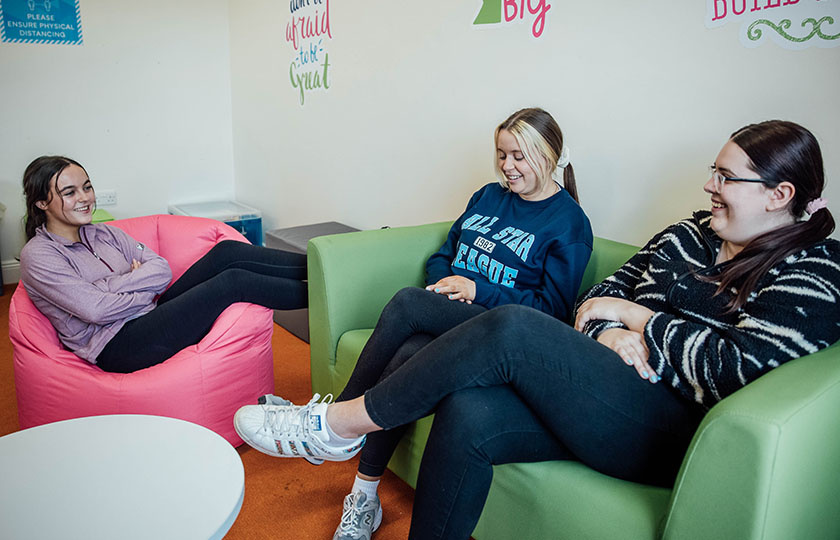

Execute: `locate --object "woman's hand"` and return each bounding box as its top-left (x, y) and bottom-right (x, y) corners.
top-left (130, 259), bottom-right (142, 271)
top-left (574, 297), bottom-right (654, 334)
top-left (597, 328), bottom-right (659, 383)
top-left (426, 276), bottom-right (476, 303)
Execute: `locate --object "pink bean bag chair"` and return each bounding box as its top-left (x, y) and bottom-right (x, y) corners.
top-left (8, 214), bottom-right (275, 446)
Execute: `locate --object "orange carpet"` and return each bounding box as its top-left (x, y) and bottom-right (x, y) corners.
top-left (0, 284), bottom-right (415, 539)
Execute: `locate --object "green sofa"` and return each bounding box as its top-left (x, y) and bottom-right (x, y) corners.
top-left (308, 221), bottom-right (840, 540)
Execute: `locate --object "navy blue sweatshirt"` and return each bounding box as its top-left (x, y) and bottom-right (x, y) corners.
top-left (426, 183), bottom-right (592, 321)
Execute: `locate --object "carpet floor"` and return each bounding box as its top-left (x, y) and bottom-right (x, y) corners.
top-left (0, 284), bottom-right (415, 539)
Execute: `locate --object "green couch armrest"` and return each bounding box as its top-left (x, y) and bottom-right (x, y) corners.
top-left (307, 222), bottom-right (452, 394)
top-left (663, 342), bottom-right (840, 540)
top-left (580, 237), bottom-right (639, 294)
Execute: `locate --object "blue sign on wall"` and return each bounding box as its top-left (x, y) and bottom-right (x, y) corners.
top-left (0, 0), bottom-right (83, 45)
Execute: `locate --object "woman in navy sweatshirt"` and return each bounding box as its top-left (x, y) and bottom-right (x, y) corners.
top-left (237, 120), bottom-right (840, 540)
top-left (250, 107), bottom-right (592, 540)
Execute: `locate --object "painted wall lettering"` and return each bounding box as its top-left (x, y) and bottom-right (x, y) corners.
top-left (705, 0), bottom-right (839, 49)
top-left (710, 0), bottom-right (803, 23)
top-left (286, 0), bottom-right (333, 105)
top-left (473, 0), bottom-right (552, 38)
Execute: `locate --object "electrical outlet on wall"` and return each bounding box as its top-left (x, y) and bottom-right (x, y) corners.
top-left (97, 189), bottom-right (117, 206)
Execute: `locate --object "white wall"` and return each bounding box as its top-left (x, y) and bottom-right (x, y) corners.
top-left (228, 0), bottom-right (840, 247)
top-left (0, 0), bottom-right (236, 283)
top-left (3, 1), bottom-right (838, 286)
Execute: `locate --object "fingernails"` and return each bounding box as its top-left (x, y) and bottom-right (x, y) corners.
top-left (434, 288), bottom-right (440, 293)
top-left (624, 358), bottom-right (633, 366)
top-left (650, 374), bottom-right (659, 383)
top-left (641, 371), bottom-right (649, 379)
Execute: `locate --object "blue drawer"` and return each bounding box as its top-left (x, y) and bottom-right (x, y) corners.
top-left (225, 217), bottom-right (262, 246)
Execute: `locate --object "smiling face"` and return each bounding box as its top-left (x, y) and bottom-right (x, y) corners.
top-left (496, 129), bottom-right (555, 201)
top-left (704, 140), bottom-right (795, 257)
top-left (38, 164), bottom-right (95, 241)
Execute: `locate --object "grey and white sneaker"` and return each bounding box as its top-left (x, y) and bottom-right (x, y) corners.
top-left (234, 393), bottom-right (365, 463)
top-left (333, 491), bottom-right (383, 540)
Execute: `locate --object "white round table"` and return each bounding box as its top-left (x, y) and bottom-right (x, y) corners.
top-left (0, 415), bottom-right (244, 539)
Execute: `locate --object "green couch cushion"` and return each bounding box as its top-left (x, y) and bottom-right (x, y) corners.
top-left (476, 461), bottom-right (670, 540)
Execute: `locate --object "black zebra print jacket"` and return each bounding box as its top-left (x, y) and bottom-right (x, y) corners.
top-left (577, 210), bottom-right (840, 409)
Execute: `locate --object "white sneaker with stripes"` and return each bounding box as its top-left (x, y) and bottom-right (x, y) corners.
top-left (253, 394), bottom-right (323, 465)
top-left (234, 394), bottom-right (365, 462)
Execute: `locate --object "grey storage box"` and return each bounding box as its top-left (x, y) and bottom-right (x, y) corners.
top-left (266, 221), bottom-right (359, 342)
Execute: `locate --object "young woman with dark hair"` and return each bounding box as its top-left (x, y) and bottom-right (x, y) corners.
top-left (236, 119), bottom-right (840, 539)
top-left (703, 120), bottom-right (834, 312)
top-left (249, 107), bottom-right (592, 540)
top-left (19, 156), bottom-right (308, 373)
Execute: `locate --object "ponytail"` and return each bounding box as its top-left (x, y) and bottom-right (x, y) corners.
top-left (712, 208), bottom-right (835, 312)
top-left (563, 163), bottom-right (580, 203)
top-left (25, 205), bottom-right (47, 241)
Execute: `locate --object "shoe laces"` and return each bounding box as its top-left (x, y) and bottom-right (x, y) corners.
top-left (262, 393), bottom-right (334, 438)
top-left (337, 492), bottom-right (369, 535)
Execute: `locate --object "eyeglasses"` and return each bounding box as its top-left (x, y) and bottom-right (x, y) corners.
top-left (708, 165), bottom-right (768, 192)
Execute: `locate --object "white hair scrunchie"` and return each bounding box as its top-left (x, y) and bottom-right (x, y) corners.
top-left (556, 146), bottom-right (571, 170)
top-left (806, 197), bottom-right (828, 215)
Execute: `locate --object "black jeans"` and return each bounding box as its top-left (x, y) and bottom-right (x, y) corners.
top-left (336, 286), bottom-right (487, 477)
top-left (362, 304), bottom-right (705, 540)
top-left (97, 240), bottom-right (307, 373)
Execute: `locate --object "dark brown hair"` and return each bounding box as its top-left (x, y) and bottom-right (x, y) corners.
top-left (22, 156), bottom-right (88, 240)
top-left (712, 120), bottom-right (834, 311)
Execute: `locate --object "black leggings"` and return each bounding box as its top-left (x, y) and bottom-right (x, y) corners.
top-left (359, 305), bottom-right (705, 540)
top-left (96, 240), bottom-right (307, 373)
top-left (336, 286), bottom-right (487, 477)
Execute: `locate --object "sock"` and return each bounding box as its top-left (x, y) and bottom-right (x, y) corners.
top-left (352, 476), bottom-right (380, 500)
top-left (315, 403), bottom-right (362, 445)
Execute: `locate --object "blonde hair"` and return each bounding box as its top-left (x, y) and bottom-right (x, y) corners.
top-left (494, 108), bottom-right (579, 202)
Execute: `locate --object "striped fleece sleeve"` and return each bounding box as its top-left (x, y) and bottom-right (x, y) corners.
top-left (645, 244), bottom-right (840, 408)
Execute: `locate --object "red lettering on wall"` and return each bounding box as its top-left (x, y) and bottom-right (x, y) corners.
top-left (284, 0), bottom-right (331, 51)
top-left (528, 0), bottom-right (550, 38)
top-left (501, 0), bottom-right (552, 38)
top-left (504, 0), bottom-right (519, 22)
top-left (712, 0), bottom-right (727, 20)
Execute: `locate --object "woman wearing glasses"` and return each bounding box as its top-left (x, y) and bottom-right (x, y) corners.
top-left (236, 120), bottom-right (840, 539)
